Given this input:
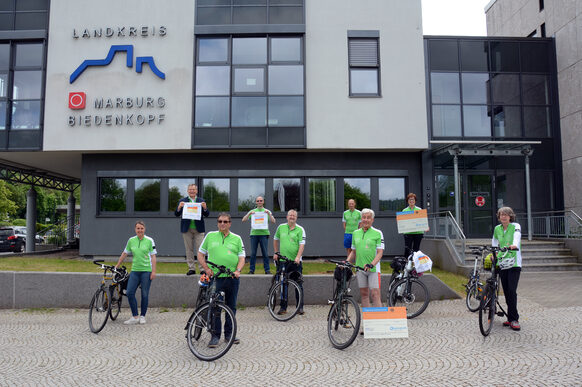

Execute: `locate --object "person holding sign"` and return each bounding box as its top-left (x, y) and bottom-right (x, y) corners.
top-left (347, 208), bottom-right (384, 309)
top-left (242, 196), bottom-right (275, 274)
top-left (175, 184), bottom-right (210, 276)
top-left (402, 193), bottom-right (424, 256)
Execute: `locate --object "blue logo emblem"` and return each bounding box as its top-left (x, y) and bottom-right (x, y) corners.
top-left (70, 45), bottom-right (165, 83)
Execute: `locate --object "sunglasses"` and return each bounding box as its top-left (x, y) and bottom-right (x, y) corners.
top-left (217, 220), bottom-right (231, 224)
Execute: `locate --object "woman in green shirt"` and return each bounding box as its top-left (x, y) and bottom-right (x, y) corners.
top-left (402, 193), bottom-right (424, 256)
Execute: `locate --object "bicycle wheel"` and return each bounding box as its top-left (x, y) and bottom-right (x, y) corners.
top-left (466, 282), bottom-right (481, 313)
top-left (479, 286), bottom-right (495, 337)
top-left (88, 287), bottom-right (110, 334)
top-left (327, 297), bottom-right (360, 350)
top-left (267, 280), bottom-right (302, 322)
top-left (387, 277), bottom-right (430, 319)
top-left (109, 285), bottom-right (122, 320)
top-left (186, 302), bottom-right (237, 361)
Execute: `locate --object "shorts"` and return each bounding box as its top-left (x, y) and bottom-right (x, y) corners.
top-left (343, 233), bottom-right (353, 249)
top-left (356, 270), bottom-right (381, 289)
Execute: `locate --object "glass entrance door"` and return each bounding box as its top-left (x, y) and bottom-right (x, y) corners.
top-left (466, 174), bottom-right (494, 237)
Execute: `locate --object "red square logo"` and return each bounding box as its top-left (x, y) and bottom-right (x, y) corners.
top-left (69, 92), bottom-right (86, 109)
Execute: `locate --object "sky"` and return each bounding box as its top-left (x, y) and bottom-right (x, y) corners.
top-left (422, 0), bottom-right (491, 36)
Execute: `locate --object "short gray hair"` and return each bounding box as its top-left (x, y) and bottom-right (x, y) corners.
top-left (361, 208), bottom-right (375, 218)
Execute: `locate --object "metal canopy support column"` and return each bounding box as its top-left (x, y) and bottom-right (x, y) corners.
top-left (453, 153), bottom-right (461, 227)
top-left (523, 148), bottom-right (533, 241)
top-left (26, 188), bottom-right (37, 253)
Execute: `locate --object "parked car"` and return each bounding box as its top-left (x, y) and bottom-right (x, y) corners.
top-left (14, 227), bottom-right (44, 244)
top-left (0, 227), bottom-right (26, 253)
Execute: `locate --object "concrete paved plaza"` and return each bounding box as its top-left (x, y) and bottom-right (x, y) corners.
top-left (1, 272), bottom-right (581, 386)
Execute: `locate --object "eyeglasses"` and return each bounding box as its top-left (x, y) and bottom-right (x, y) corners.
top-left (256, 200), bottom-right (264, 203)
top-left (217, 220), bottom-right (231, 224)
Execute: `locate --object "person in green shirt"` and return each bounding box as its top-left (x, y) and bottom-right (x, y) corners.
top-left (273, 209), bottom-right (306, 315)
top-left (347, 208), bottom-right (384, 308)
top-left (343, 199), bottom-right (362, 257)
top-left (198, 213), bottom-right (245, 347)
top-left (242, 196), bottom-right (275, 274)
top-left (402, 193), bottom-right (424, 256)
top-left (115, 220), bottom-right (157, 325)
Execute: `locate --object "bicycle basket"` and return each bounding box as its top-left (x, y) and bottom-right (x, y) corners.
top-left (334, 266), bottom-right (352, 282)
top-left (390, 257), bottom-right (407, 272)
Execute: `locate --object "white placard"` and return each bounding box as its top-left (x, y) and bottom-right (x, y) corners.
top-left (362, 307), bottom-right (408, 339)
top-left (182, 202), bottom-right (201, 220)
top-left (251, 212), bottom-right (268, 230)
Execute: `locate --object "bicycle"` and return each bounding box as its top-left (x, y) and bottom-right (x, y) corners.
top-left (465, 246), bottom-right (486, 312)
top-left (267, 253), bottom-right (303, 321)
top-left (386, 252), bottom-right (430, 319)
top-left (326, 259), bottom-right (366, 350)
top-left (88, 260), bottom-right (129, 334)
top-left (185, 261), bottom-right (237, 361)
top-left (478, 246), bottom-right (517, 337)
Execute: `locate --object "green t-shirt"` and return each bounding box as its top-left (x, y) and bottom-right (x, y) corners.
top-left (343, 209), bottom-right (362, 235)
top-left (124, 235), bottom-right (157, 272)
top-left (402, 205), bottom-right (424, 235)
top-left (492, 223), bottom-right (522, 269)
top-left (351, 227), bottom-right (384, 272)
top-left (189, 196), bottom-right (197, 229)
top-left (248, 208), bottom-right (271, 236)
top-left (274, 223), bottom-right (306, 261)
top-left (199, 231), bottom-right (245, 277)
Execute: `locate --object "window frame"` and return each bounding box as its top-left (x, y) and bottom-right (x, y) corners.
top-left (347, 31), bottom-right (381, 98)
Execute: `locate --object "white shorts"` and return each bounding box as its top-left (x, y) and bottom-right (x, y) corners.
top-left (356, 270), bottom-right (381, 289)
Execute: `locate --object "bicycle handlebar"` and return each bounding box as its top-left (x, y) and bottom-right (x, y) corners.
top-left (327, 259), bottom-right (366, 272)
top-left (207, 261), bottom-right (236, 278)
top-left (468, 245), bottom-right (519, 253)
top-left (273, 252), bottom-right (295, 264)
top-left (93, 260), bottom-right (126, 275)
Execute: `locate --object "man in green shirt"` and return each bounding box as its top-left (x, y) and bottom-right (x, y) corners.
top-left (198, 213), bottom-right (245, 347)
top-left (347, 208), bottom-right (384, 308)
top-left (273, 209), bottom-right (306, 315)
top-left (343, 199), bottom-right (361, 257)
top-left (242, 196), bottom-right (275, 274)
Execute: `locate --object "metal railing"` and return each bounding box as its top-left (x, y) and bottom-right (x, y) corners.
top-left (517, 210), bottom-right (582, 239)
top-left (425, 211), bottom-right (466, 264)
top-left (37, 214), bottom-right (80, 248)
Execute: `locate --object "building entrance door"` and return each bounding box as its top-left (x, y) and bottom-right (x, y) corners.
top-left (465, 174), bottom-right (494, 237)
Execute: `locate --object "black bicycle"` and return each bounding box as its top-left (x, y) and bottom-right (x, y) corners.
top-left (88, 260), bottom-right (129, 334)
top-left (478, 246), bottom-right (516, 337)
top-left (465, 246), bottom-right (486, 312)
top-left (185, 261), bottom-right (237, 361)
top-left (267, 253), bottom-right (303, 321)
top-left (386, 252), bottom-right (430, 319)
top-left (327, 259), bottom-right (366, 350)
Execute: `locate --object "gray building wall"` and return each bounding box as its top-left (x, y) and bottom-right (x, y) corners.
top-left (486, 0), bottom-right (582, 216)
top-left (80, 151), bottom-right (423, 258)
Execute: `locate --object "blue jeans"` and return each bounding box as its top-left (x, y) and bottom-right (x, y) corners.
top-left (212, 277), bottom-right (240, 339)
top-left (250, 235), bottom-right (270, 273)
top-left (126, 271), bottom-right (152, 317)
top-left (279, 262), bottom-right (303, 310)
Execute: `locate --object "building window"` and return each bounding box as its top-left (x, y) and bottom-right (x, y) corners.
top-left (195, 0), bottom-right (304, 26)
top-left (379, 178), bottom-right (406, 212)
top-left (238, 178), bottom-right (265, 212)
top-left (202, 178), bottom-right (230, 212)
top-left (0, 0), bottom-right (49, 31)
top-left (0, 41), bottom-right (45, 149)
top-left (309, 178), bottom-right (336, 212)
top-left (194, 35), bottom-right (305, 147)
top-left (344, 178), bottom-right (371, 209)
top-left (273, 178), bottom-right (300, 212)
top-left (134, 179), bottom-right (161, 212)
top-left (100, 178), bottom-right (127, 212)
top-left (348, 38), bottom-right (380, 96)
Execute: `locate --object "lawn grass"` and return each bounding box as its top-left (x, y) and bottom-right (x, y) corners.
top-left (0, 256), bottom-right (468, 295)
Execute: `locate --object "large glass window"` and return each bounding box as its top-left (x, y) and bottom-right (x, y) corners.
top-left (431, 73), bottom-right (460, 103)
top-left (234, 67), bottom-right (265, 93)
top-left (196, 67), bottom-right (230, 95)
top-left (432, 105), bottom-right (461, 137)
top-left (0, 1), bottom-right (48, 30)
top-left (232, 97), bottom-right (266, 126)
top-left (463, 105), bottom-right (491, 137)
top-left (493, 106), bottom-right (521, 137)
top-left (233, 38), bottom-right (267, 64)
top-left (429, 40), bottom-right (459, 71)
top-left (344, 178), bottom-right (371, 209)
top-left (198, 38), bottom-right (228, 63)
top-left (238, 178), bottom-right (265, 211)
top-left (460, 40), bottom-right (489, 72)
top-left (268, 65), bottom-right (303, 95)
top-left (268, 96), bottom-right (303, 126)
top-left (195, 1), bottom-right (303, 25)
top-left (100, 178), bottom-right (127, 212)
top-left (379, 178), bottom-right (406, 211)
top-left (273, 178), bottom-right (300, 212)
top-left (168, 179), bottom-right (193, 212)
top-left (491, 74), bottom-right (520, 105)
top-left (195, 97), bottom-right (229, 127)
top-left (203, 178), bottom-right (230, 212)
top-left (522, 75), bottom-right (549, 105)
top-left (271, 37), bottom-right (301, 62)
top-left (309, 178), bottom-right (336, 212)
top-left (134, 179), bottom-right (160, 212)
top-left (461, 73), bottom-right (489, 104)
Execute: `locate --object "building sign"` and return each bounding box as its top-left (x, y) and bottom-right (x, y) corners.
top-left (475, 196), bottom-right (486, 207)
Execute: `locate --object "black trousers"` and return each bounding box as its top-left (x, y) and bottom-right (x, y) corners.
top-left (499, 267), bottom-right (521, 322)
top-left (403, 234), bottom-right (423, 256)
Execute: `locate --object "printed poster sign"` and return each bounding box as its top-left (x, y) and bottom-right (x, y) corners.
top-left (362, 307), bottom-right (408, 339)
top-left (396, 209), bottom-right (429, 234)
top-left (251, 212), bottom-right (268, 230)
top-left (182, 202), bottom-right (202, 220)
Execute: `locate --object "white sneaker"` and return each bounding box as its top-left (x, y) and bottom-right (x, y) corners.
top-left (139, 316), bottom-right (146, 325)
top-left (124, 316), bottom-right (140, 325)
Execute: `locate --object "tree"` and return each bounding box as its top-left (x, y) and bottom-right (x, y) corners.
top-left (344, 183), bottom-right (371, 209)
top-left (204, 182), bottom-right (229, 212)
top-left (0, 181), bottom-right (17, 220)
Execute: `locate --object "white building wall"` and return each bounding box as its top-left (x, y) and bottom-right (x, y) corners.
top-left (486, 0), bottom-right (582, 215)
top-left (44, 0), bottom-right (195, 151)
top-left (305, 0), bottom-right (428, 150)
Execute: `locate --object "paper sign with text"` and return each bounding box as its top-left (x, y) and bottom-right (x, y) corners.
top-left (396, 209), bottom-right (429, 234)
top-left (362, 307), bottom-right (408, 339)
top-left (251, 212), bottom-right (268, 230)
top-left (182, 202), bottom-right (202, 220)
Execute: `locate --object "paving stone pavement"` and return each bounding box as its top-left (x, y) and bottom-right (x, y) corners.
top-left (1, 273), bottom-right (582, 387)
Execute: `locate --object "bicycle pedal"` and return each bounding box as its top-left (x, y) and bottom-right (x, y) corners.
top-left (496, 312), bottom-right (505, 317)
